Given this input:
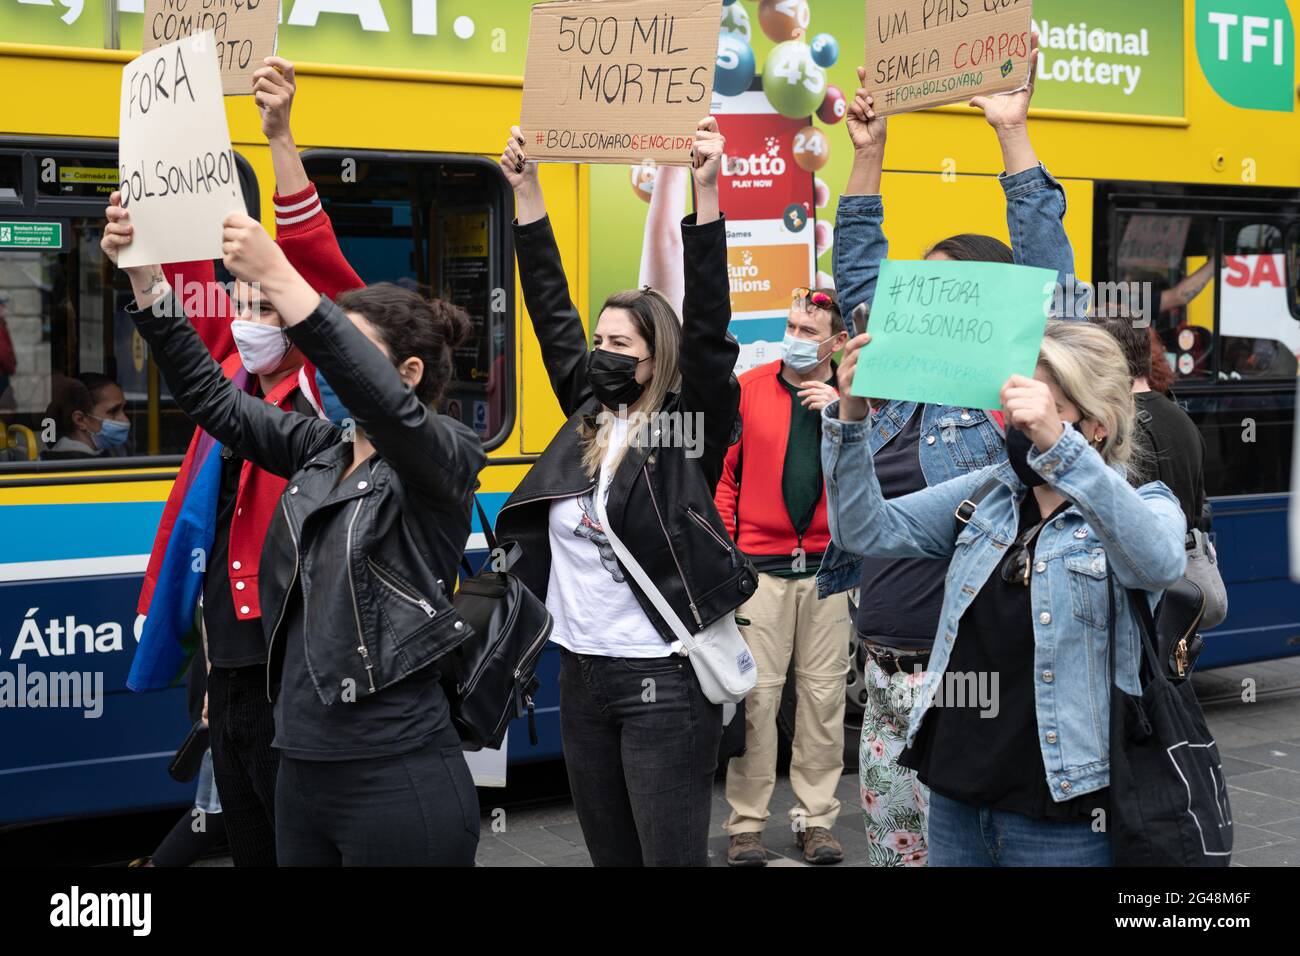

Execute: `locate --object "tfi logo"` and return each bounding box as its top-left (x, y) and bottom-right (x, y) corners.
top-left (1196, 1), bottom-right (1295, 112)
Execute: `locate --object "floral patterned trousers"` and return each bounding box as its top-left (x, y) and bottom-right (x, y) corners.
top-left (858, 653), bottom-right (930, 866)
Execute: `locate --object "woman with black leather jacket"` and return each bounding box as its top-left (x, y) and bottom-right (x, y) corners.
top-left (102, 192), bottom-right (487, 866)
top-left (493, 118), bottom-right (757, 867)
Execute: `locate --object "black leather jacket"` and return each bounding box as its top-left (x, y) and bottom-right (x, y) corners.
top-left (495, 214), bottom-right (757, 641)
top-left (129, 293), bottom-right (486, 704)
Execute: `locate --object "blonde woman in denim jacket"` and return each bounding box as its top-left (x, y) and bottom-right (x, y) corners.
top-left (822, 34), bottom-right (1091, 866)
top-left (822, 321), bottom-right (1186, 866)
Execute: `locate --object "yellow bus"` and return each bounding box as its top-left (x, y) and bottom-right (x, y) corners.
top-left (1, 0), bottom-right (1299, 825)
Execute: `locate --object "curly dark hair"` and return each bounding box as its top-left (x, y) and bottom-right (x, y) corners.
top-left (333, 283), bottom-right (473, 405)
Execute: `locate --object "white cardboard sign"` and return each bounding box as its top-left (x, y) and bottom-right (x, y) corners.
top-left (118, 32), bottom-right (245, 268)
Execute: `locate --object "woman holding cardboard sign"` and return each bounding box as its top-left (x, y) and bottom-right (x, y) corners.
top-left (818, 31), bottom-right (1097, 867)
top-left (103, 196), bottom-right (487, 866)
top-left (491, 118), bottom-right (757, 867)
top-left (823, 320), bottom-right (1185, 867)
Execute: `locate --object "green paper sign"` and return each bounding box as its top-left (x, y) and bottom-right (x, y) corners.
top-left (1195, 0), bottom-right (1296, 113)
top-left (0, 221), bottom-right (63, 250)
top-left (851, 260), bottom-right (1055, 410)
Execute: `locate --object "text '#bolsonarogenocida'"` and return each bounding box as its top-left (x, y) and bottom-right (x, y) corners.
top-left (118, 148), bottom-right (239, 208)
top-left (537, 130), bottom-right (693, 153)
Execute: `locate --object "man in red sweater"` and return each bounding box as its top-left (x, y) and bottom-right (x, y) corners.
top-left (715, 288), bottom-right (852, 866)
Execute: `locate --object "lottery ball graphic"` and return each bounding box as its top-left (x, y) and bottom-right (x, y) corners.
top-left (817, 85), bottom-right (847, 124)
top-left (810, 32), bottom-right (839, 68)
top-left (762, 41), bottom-right (828, 118)
top-left (793, 125), bottom-right (830, 172)
top-left (758, 0), bottom-right (809, 43)
top-left (716, 33), bottom-right (757, 97)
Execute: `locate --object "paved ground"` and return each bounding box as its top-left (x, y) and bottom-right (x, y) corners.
top-left (475, 658), bottom-right (1300, 867)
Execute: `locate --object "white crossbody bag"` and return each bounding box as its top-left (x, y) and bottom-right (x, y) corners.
top-left (594, 478), bottom-right (757, 705)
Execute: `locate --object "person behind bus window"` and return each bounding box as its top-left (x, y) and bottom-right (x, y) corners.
top-left (103, 196), bottom-right (487, 867)
top-left (823, 321), bottom-right (1185, 867)
top-left (816, 32), bottom-right (1086, 867)
top-left (493, 118), bottom-right (756, 867)
top-left (42, 372), bottom-right (129, 459)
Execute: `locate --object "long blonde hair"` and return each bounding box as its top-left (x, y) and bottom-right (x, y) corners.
top-left (1037, 320), bottom-right (1145, 474)
top-left (579, 288), bottom-right (682, 478)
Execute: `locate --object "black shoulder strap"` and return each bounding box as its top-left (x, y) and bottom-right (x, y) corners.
top-left (954, 475), bottom-right (1002, 532)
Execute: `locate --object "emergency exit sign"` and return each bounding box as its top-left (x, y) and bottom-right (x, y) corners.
top-left (0, 221), bottom-right (63, 249)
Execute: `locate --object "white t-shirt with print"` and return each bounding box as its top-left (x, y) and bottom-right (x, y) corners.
top-left (545, 416), bottom-right (680, 658)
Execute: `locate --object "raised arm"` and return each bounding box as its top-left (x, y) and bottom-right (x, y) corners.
top-left (1002, 373), bottom-right (1186, 591)
top-left (974, 33), bottom-right (1089, 319)
top-left (220, 214), bottom-right (486, 508)
top-left (101, 195), bottom-right (337, 478)
top-left (834, 70), bottom-right (889, 327)
top-left (500, 126), bottom-right (592, 417)
top-left (254, 57), bottom-right (365, 300)
top-left (638, 164), bottom-right (687, 319)
top-left (680, 117), bottom-right (739, 490)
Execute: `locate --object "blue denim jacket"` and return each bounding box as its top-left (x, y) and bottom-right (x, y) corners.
top-left (817, 164), bottom-right (1090, 600)
top-left (822, 403), bottom-right (1187, 801)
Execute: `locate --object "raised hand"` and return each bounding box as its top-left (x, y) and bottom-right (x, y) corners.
top-left (970, 32), bottom-right (1039, 132)
top-left (836, 332), bottom-right (872, 422)
top-left (221, 212), bottom-right (290, 286)
top-left (691, 116), bottom-right (725, 190)
top-left (501, 125), bottom-right (540, 195)
top-left (798, 380), bottom-right (839, 412)
top-left (846, 67), bottom-right (887, 155)
top-left (253, 57), bottom-right (297, 143)
top-left (1000, 373), bottom-right (1063, 452)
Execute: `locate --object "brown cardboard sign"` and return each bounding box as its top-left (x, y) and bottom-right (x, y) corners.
top-left (1118, 215), bottom-right (1192, 272)
top-left (142, 0), bottom-right (279, 96)
top-left (865, 0), bottom-right (1033, 116)
top-left (520, 0), bottom-right (721, 166)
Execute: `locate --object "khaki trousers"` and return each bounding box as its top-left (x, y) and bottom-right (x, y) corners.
top-left (724, 572), bottom-right (850, 833)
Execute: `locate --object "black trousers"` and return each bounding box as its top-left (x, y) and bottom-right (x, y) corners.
top-left (207, 664), bottom-right (279, 866)
top-left (275, 740), bottom-right (480, 866)
top-left (558, 648), bottom-right (723, 867)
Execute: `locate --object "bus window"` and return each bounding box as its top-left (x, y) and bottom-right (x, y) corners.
top-left (1218, 221), bottom-right (1299, 381)
top-left (1113, 211), bottom-right (1217, 384)
top-left (1187, 390), bottom-right (1296, 497)
top-left (301, 152), bottom-right (513, 448)
top-left (0, 143), bottom-right (260, 466)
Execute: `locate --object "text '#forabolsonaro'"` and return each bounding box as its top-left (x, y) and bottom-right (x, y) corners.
top-left (881, 70), bottom-right (985, 108)
top-left (535, 130), bottom-right (693, 155)
top-left (118, 148), bottom-right (240, 209)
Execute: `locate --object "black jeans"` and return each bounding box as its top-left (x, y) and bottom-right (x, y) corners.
top-left (558, 648), bottom-right (723, 866)
top-left (275, 740), bottom-right (480, 866)
top-left (207, 664), bottom-right (279, 866)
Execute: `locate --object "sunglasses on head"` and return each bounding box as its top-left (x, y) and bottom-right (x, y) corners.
top-left (792, 288), bottom-right (834, 310)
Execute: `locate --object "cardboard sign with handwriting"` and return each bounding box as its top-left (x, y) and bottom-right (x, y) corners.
top-left (865, 0), bottom-right (1033, 116)
top-left (851, 258), bottom-right (1053, 409)
top-left (1118, 215), bottom-right (1192, 271)
top-left (142, 0), bottom-right (279, 96)
top-left (521, 0), bottom-right (720, 165)
top-left (118, 32), bottom-right (245, 268)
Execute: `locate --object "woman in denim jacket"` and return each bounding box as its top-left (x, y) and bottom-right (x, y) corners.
top-left (820, 39), bottom-right (1090, 865)
top-left (823, 321), bottom-right (1186, 866)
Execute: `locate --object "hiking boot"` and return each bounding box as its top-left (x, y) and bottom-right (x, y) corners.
top-left (796, 826), bottom-right (844, 865)
top-left (727, 831), bottom-right (768, 867)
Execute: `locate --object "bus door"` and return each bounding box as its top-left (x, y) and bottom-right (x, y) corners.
top-left (1099, 184), bottom-right (1300, 668)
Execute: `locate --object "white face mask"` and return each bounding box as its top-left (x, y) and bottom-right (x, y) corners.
top-left (230, 320), bottom-right (290, 375)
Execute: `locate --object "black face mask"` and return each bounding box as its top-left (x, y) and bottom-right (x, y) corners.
top-left (1006, 421), bottom-right (1086, 488)
top-left (586, 348), bottom-right (647, 409)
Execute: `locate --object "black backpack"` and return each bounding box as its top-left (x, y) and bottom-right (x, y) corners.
top-left (445, 498), bottom-right (552, 751)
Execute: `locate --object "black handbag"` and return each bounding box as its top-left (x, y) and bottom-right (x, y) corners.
top-left (445, 498), bottom-right (553, 752)
top-left (1107, 571), bottom-right (1233, 866)
top-left (168, 719), bottom-right (210, 783)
